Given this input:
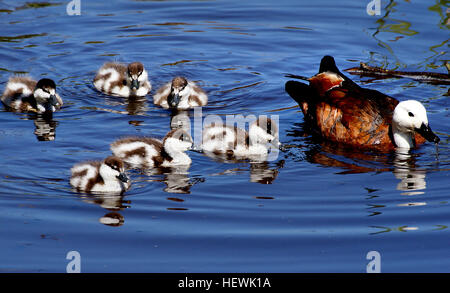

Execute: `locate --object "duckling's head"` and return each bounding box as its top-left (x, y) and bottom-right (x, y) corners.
top-left (127, 62), bottom-right (146, 91)
top-left (34, 78), bottom-right (59, 112)
top-left (101, 156), bottom-right (129, 183)
top-left (168, 76), bottom-right (190, 108)
top-left (393, 100), bottom-right (440, 146)
top-left (249, 116), bottom-right (279, 146)
top-left (163, 129), bottom-right (193, 152)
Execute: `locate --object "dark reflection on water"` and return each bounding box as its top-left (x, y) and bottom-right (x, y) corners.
top-left (0, 0), bottom-right (448, 272)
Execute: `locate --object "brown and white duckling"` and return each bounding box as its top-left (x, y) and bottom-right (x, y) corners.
top-left (70, 156), bottom-right (130, 194)
top-left (1, 77), bottom-right (63, 114)
top-left (153, 76), bottom-right (208, 109)
top-left (201, 117), bottom-right (280, 160)
top-left (110, 129), bottom-right (193, 168)
top-left (93, 62), bottom-right (151, 97)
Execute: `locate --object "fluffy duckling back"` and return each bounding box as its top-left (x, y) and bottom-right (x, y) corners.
top-left (1, 77), bottom-right (63, 114)
top-left (202, 117), bottom-right (280, 160)
top-left (153, 76), bottom-right (207, 109)
top-left (93, 62), bottom-right (151, 97)
top-left (70, 156), bottom-right (130, 194)
top-left (110, 129), bottom-right (193, 168)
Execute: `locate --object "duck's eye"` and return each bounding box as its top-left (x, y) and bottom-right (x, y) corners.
top-left (408, 112), bottom-right (414, 117)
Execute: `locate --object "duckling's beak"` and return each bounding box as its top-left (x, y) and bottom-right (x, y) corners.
top-left (416, 123), bottom-right (440, 144)
top-left (277, 142), bottom-right (286, 152)
top-left (49, 94), bottom-right (58, 106)
top-left (168, 93), bottom-right (181, 108)
top-left (131, 79), bottom-right (140, 90)
top-left (117, 172), bottom-right (129, 183)
top-left (190, 144), bottom-right (203, 153)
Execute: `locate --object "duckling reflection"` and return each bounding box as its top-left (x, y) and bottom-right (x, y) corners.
top-left (207, 158), bottom-right (283, 185)
top-left (249, 161), bottom-right (283, 184)
top-left (125, 96), bottom-right (149, 116)
top-left (170, 110), bottom-right (191, 131)
top-left (81, 194), bottom-right (130, 210)
top-left (33, 115), bottom-right (58, 141)
top-left (80, 194), bottom-right (130, 227)
top-left (134, 165), bottom-right (203, 194)
top-left (99, 212), bottom-right (125, 227)
top-left (162, 165), bottom-right (203, 194)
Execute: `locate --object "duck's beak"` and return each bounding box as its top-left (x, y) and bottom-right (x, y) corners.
top-left (416, 123), bottom-right (440, 144)
top-left (131, 79), bottom-right (140, 90)
top-left (168, 93), bottom-right (181, 108)
top-left (117, 172), bottom-right (129, 183)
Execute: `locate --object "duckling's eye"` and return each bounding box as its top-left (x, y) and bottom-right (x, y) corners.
top-left (267, 122), bottom-right (272, 133)
top-left (408, 112), bottom-right (414, 117)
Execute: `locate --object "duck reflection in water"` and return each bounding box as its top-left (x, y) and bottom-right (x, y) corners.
top-left (392, 149), bottom-right (427, 195)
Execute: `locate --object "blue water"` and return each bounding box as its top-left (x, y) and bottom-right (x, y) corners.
top-left (0, 0), bottom-right (449, 272)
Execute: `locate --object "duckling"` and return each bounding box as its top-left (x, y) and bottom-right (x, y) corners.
top-left (70, 156), bottom-right (130, 194)
top-left (153, 76), bottom-right (208, 109)
top-left (285, 55), bottom-right (440, 151)
top-left (202, 116), bottom-right (280, 160)
top-left (93, 62), bottom-right (151, 97)
top-left (110, 129), bottom-right (193, 168)
top-left (1, 76), bottom-right (63, 114)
